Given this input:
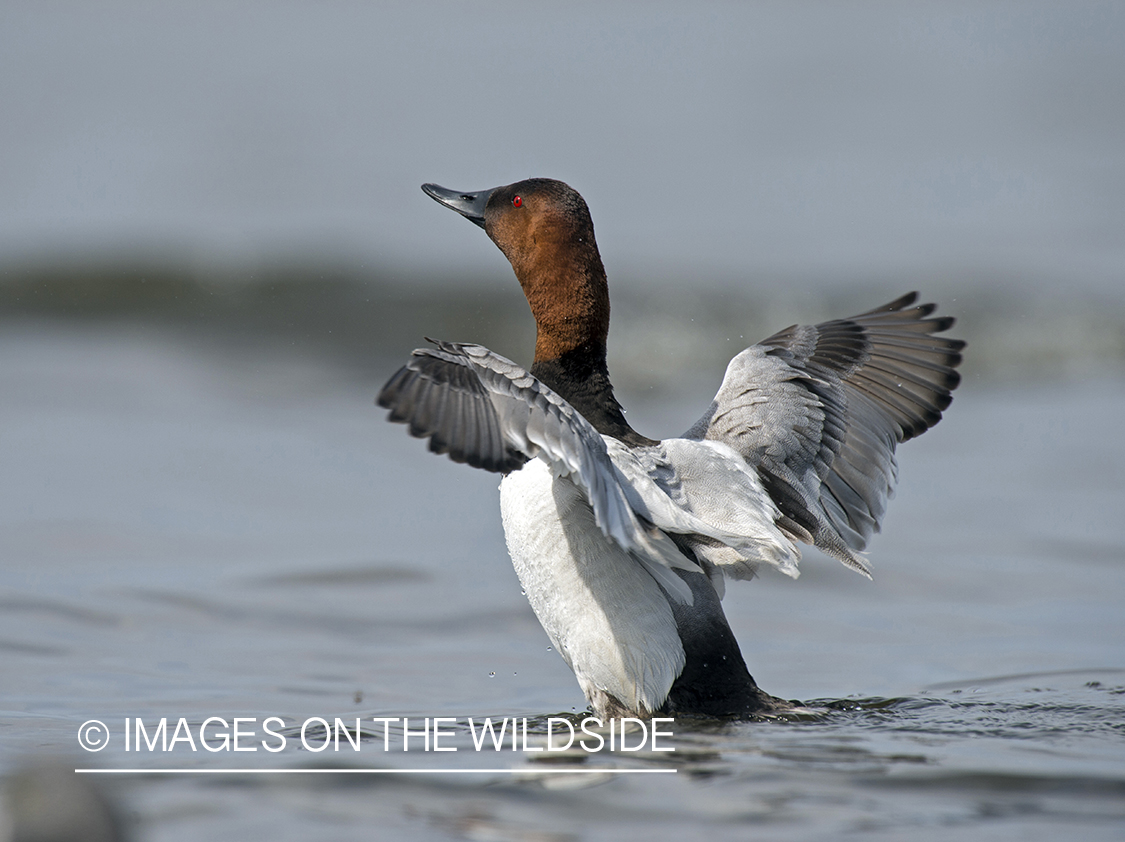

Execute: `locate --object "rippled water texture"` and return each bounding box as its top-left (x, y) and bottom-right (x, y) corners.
top-left (2, 322), bottom-right (1124, 840)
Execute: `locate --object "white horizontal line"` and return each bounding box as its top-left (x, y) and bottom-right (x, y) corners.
top-left (74, 767), bottom-right (676, 775)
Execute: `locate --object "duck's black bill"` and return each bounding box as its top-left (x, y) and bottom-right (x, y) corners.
top-left (421, 183), bottom-right (495, 229)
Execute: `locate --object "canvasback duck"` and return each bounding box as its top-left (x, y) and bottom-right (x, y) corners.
top-left (378, 178), bottom-right (964, 718)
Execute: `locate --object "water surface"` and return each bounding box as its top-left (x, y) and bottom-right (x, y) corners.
top-left (2, 320), bottom-right (1123, 840)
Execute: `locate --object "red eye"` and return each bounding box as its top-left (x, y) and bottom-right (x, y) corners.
top-left (512, 195), bottom-right (522, 207)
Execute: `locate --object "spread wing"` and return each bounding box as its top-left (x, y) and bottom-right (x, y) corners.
top-left (378, 340), bottom-right (528, 474)
top-left (377, 340), bottom-right (700, 600)
top-left (685, 292), bottom-right (964, 575)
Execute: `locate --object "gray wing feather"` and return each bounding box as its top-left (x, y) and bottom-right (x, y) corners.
top-left (687, 292), bottom-right (964, 575)
top-left (378, 341), bottom-right (698, 596)
top-left (378, 342), bottom-right (526, 473)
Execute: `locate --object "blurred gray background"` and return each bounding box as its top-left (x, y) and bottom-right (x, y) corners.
top-left (2, 2), bottom-right (1122, 383)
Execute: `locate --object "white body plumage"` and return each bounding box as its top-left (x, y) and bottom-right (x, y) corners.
top-left (500, 459), bottom-right (684, 716)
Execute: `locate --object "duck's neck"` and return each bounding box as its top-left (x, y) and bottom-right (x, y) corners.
top-left (531, 345), bottom-right (654, 447)
top-left (517, 250), bottom-right (654, 447)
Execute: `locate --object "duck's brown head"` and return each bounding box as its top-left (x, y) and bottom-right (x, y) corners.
top-left (421, 179), bottom-right (609, 364)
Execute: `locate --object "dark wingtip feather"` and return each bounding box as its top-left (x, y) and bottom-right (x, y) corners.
top-left (375, 366), bottom-right (408, 410)
top-left (377, 345), bottom-right (531, 476)
top-left (861, 291), bottom-right (918, 315)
